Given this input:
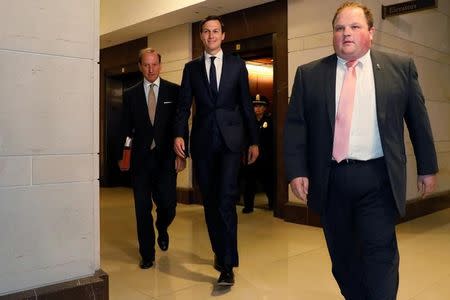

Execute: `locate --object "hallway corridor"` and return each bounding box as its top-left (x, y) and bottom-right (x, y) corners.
top-left (100, 187), bottom-right (450, 300)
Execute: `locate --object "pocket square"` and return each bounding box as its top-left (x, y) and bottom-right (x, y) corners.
top-left (163, 101), bottom-right (173, 104)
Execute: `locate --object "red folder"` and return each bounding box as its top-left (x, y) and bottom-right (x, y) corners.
top-left (119, 137), bottom-right (132, 171)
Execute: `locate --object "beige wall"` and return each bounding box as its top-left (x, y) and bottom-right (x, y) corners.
top-left (148, 24), bottom-right (193, 188)
top-left (100, 0), bottom-right (203, 34)
top-left (287, 0), bottom-right (450, 202)
top-left (0, 0), bottom-right (100, 295)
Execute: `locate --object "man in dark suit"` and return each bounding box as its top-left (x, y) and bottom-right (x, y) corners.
top-left (284, 2), bottom-right (438, 299)
top-left (118, 48), bottom-right (186, 269)
top-left (173, 16), bottom-right (259, 286)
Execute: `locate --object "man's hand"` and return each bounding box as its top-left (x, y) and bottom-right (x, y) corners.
top-left (417, 174), bottom-right (437, 198)
top-left (290, 177), bottom-right (309, 204)
top-left (175, 156), bottom-right (186, 173)
top-left (174, 137), bottom-right (186, 158)
top-left (247, 145), bottom-right (259, 164)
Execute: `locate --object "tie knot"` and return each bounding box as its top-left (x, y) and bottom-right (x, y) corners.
top-left (210, 56), bottom-right (216, 63)
top-left (346, 60), bottom-right (358, 69)
top-left (149, 83), bottom-right (155, 89)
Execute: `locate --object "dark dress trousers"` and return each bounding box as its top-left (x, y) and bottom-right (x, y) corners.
top-left (284, 50), bottom-right (438, 299)
top-left (174, 53), bottom-right (258, 269)
top-left (119, 79), bottom-right (182, 261)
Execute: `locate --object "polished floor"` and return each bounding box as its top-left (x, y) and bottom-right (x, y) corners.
top-left (100, 187), bottom-right (450, 300)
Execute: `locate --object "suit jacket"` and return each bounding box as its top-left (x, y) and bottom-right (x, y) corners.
top-left (174, 53), bottom-right (258, 159)
top-left (119, 78), bottom-right (183, 172)
top-left (284, 50), bottom-right (438, 216)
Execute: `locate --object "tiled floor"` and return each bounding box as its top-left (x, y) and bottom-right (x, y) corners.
top-left (100, 187), bottom-right (450, 299)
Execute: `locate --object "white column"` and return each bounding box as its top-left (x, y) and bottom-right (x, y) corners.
top-left (0, 0), bottom-right (100, 295)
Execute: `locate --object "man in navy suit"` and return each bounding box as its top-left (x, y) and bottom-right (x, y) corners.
top-left (284, 2), bottom-right (438, 299)
top-left (174, 16), bottom-right (259, 286)
top-left (118, 48), bottom-right (187, 269)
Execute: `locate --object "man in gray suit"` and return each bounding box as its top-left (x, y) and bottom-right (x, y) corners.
top-left (284, 2), bottom-right (438, 299)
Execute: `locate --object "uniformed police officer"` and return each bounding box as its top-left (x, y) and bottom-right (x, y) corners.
top-left (242, 94), bottom-right (274, 213)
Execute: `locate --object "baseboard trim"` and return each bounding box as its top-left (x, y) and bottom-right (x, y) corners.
top-left (400, 191), bottom-right (450, 223)
top-left (283, 191), bottom-right (450, 227)
top-left (1, 269), bottom-right (108, 300)
top-left (283, 202), bottom-right (321, 227)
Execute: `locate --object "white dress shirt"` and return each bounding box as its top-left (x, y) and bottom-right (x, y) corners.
top-left (204, 50), bottom-right (223, 90)
top-left (335, 50), bottom-right (384, 160)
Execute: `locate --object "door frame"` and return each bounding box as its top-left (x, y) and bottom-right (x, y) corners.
top-left (99, 37), bottom-right (148, 186)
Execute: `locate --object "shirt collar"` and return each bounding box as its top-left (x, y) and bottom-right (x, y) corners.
top-left (337, 50), bottom-right (371, 68)
top-left (143, 76), bottom-right (160, 88)
top-left (204, 49), bottom-right (223, 61)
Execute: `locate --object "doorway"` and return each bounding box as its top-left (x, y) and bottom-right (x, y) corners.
top-left (99, 37), bottom-right (148, 187)
top-left (223, 35), bottom-right (275, 211)
top-left (102, 72), bottom-right (141, 187)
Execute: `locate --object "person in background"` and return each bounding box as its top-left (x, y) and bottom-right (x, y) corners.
top-left (284, 2), bottom-right (438, 299)
top-left (242, 94), bottom-right (274, 213)
top-left (173, 15), bottom-right (259, 286)
top-left (118, 48), bottom-right (187, 269)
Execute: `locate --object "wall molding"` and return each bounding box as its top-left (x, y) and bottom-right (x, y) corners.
top-left (283, 191), bottom-right (450, 227)
top-left (1, 269), bottom-right (108, 300)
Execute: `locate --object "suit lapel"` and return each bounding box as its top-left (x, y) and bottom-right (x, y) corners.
top-left (371, 51), bottom-right (387, 127)
top-left (154, 79), bottom-right (166, 128)
top-left (218, 54), bottom-right (230, 103)
top-left (326, 55), bottom-right (338, 128)
top-left (137, 81), bottom-right (150, 122)
top-left (198, 55), bottom-right (214, 101)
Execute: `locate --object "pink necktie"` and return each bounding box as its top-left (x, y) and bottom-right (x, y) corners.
top-left (332, 60), bottom-right (358, 162)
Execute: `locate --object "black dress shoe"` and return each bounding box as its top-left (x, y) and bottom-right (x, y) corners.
top-left (217, 270), bottom-right (234, 286)
top-left (139, 259), bottom-right (154, 269)
top-left (157, 231), bottom-right (169, 251)
top-left (242, 207), bottom-right (253, 214)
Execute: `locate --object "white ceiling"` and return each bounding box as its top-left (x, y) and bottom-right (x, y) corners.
top-left (100, 0), bottom-right (274, 49)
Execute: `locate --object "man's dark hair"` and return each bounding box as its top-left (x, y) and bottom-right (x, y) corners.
top-left (199, 15), bottom-right (225, 33)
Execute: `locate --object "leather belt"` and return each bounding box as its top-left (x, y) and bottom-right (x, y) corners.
top-left (330, 157), bottom-right (383, 166)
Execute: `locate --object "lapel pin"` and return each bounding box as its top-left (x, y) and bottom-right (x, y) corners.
top-left (376, 63), bottom-right (381, 70)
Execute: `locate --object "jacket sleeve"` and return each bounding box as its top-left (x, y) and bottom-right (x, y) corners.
top-left (404, 58), bottom-right (438, 175)
top-left (117, 89), bottom-right (134, 161)
top-left (174, 63), bottom-right (193, 156)
top-left (238, 58), bottom-right (259, 146)
top-left (284, 66), bottom-right (309, 182)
